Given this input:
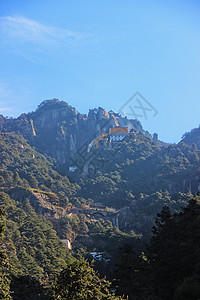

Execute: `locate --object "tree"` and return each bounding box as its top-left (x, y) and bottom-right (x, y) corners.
top-left (148, 196), bottom-right (200, 299)
top-left (10, 275), bottom-right (48, 300)
top-left (13, 172), bottom-right (22, 187)
top-left (114, 244), bottom-right (154, 300)
top-left (0, 204), bottom-right (12, 300)
top-left (52, 259), bottom-right (122, 300)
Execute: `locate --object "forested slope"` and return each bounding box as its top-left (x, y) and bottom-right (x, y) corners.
top-left (0, 192), bottom-right (72, 280)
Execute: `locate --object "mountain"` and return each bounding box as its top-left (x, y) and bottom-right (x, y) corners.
top-left (0, 126), bottom-right (141, 284)
top-left (1, 100), bottom-right (200, 238)
top-left (1, 99), bottom-right (200, 298)
top-left (0, 99), bottom-right (144, 167)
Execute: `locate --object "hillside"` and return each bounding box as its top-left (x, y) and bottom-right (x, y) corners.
top-left (1, 102), bottom-right (200, 239)
top-left (0, 132), bottom-right (78, 283)
top-left (79, 134), bottom-right (200, 201)
top-left (0, 192), bottom-right (72, 280)
top-left (0, 129), bottom-right (141, 286)
top-left (72, 131), bottom-right (199, 236)
top-left (0, 131), bottom-right (80, 207)
top-left (1, 100), bottom-right (200, 298)
top-left (181, 125), bottom-right (200, 148)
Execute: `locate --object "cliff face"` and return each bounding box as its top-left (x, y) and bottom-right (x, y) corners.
top-left (0, 99), bottom-right (143, 165)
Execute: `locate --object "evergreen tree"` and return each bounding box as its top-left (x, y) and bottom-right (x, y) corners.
top-left (0, 206), bottom-right (12, 300)
top-left (10, 275), bottom-right (48, 300)
top-left (114, 244), bottom-right (154, 300)
top-left (52, 259), bottom-right (123, 300)
top-left (148, 196), bottom-right (200, 299)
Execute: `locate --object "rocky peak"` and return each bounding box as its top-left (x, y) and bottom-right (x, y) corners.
top-left (0, 99), bottom-right (144, 166)
top-left (96, 107), bottom-right (110, 120)
top-left (88, 107), bottom-right (119, 130)
top-left (31, 99), bottom-right (81, 128)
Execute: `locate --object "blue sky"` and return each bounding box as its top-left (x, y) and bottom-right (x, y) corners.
top-left (0, 0), bottom-right (200, 143)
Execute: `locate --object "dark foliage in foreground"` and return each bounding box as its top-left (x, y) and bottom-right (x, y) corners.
top-left (115, 195), bottom-right (200, 300)
top-left (0, 207), bottom-right (12, 299)
top-left (52, 259), bottom-right (123, 299)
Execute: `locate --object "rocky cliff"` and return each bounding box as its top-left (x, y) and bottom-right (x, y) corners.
top-left (0, 99), bottom-right (143, 166)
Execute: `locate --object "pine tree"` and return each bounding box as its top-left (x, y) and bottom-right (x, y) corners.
top-left (0, 204), bottom-right (12, 300)
top-left (52, 259), bottom-right (123, 300)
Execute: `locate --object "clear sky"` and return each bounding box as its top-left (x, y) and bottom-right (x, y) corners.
top-left (0, 0), bottom-right (200, 143)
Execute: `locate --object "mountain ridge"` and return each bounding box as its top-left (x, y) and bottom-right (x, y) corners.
top-left (0, 99), bottom-right (146, 167)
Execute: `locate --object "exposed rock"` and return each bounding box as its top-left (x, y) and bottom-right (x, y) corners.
top-left (0, 99), bottom-right (144, 167)
top-left (7, 187), bottom-right (65, 218)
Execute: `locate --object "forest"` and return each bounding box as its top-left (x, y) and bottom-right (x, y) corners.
top-left (0, 104), bottom-right (200, 299)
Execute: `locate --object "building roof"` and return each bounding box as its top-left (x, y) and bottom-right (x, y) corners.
top-left (110, 127), bottom-right (128, 134)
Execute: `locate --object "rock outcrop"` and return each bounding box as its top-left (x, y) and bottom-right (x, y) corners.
top-left (0, 99), bottom-right (143, 166)
top-left (7, 187), bottom-right (65, 218)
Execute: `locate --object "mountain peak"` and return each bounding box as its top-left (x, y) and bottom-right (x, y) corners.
top-left (0, 99), bottom-right (145, 166)
top-left (36, 98), bottom-right (76, 113)
top-left (38, 98), bottom-right (60, 108)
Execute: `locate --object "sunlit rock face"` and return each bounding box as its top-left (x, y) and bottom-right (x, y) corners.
top-left (0, 99), bottom-right (143, 165)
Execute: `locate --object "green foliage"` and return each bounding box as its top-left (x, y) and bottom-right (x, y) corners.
top-left (181, 125), bottom-right (200, 149)
top-left (0, 274), bottom-right (11, 300)
top-left (10, 275), bottom-right (49, 300)
top-left (0, 192), bottom-right (72, 280)
top-left (174, 274), bottom-right (200, 300)
top-left (54, 213), bottom-right (89, 240)
top-left (84, 219), bottom-right (142, 279)
top-left (0, 205), bottom-right (12, 299)
top-left (78, 133), bottom-right (199, 237)
top-left (87, 219), bottom-right (140, 253)
top-left (115, 195), bottom-right (200, 299)
top-left (0, 132), bottom-right (80, 207)
top-left (147, 198), bottom-right (199, 298)
top-left (80, 134), bottom-right (200, 208)
top-left (114, 244), bottom-right (153, 300)
top-left (52, 259), bottom-right (122, 300)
